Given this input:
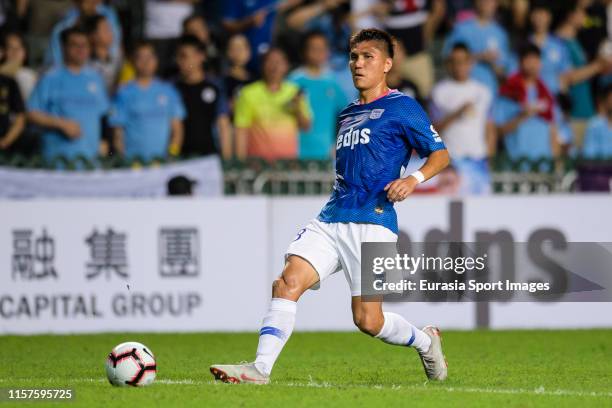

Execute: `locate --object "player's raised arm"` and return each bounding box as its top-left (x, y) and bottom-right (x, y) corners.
top-left (384, 149), bottom-right (450, 203)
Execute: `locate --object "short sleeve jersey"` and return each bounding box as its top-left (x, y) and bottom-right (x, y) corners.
top-left (318, 90), bottom-right (446, 233)
top-left (28, 67), bottom-right (110, 160)
top-left (109, 79), bottom-right (186, 160)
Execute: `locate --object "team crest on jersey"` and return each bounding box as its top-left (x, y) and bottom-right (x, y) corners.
top-left (370, 109), bottom-right (385, 119)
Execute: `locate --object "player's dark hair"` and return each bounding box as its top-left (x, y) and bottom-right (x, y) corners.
top-left (60, 26), bottom-right (88, 47)
top-left (80, 14), bottom-right (106, 36)
top-left (177, 34), bottom-right (207, 55)
top-left (349, 28), bottom-right (395, 58)
top-left (450, 42), bottom-right (471, 55)
top-left (518, 42), bottom-right (541, 60)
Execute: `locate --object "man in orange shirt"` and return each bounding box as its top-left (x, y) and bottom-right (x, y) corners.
top-left (234, 48), bottom-right (311, 161)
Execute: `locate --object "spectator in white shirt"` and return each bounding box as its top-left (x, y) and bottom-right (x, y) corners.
top-left (429, 43), bottom-right (496, 194)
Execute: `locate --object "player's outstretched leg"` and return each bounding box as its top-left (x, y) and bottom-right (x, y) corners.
top-left (210, 255), bottom-right (319, 384)
top-left (351, 297), bottom-right (448, 381)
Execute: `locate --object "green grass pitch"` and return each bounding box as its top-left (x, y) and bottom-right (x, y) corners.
top-left (1, 330), bottom-right (611, 407)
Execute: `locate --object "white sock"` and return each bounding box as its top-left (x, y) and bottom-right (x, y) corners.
top-left (254, 298), bottom-right (297, 376)
top-left (375, 312), bottom-right (431, 353)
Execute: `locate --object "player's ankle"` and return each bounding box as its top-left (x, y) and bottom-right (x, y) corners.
top-left (254, 361), bottom-right (270, 377)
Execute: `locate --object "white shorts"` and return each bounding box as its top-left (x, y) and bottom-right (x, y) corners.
top-left (286, 219), bottom-right (398, 296)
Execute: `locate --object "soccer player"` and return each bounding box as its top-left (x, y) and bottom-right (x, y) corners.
top-left (210, 29), bottom-right (450, 384)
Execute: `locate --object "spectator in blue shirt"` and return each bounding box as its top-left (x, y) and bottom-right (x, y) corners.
top-left (109, 41), bottom-right (186, 162)
top-left (289, 30), bottom-right (348, 160)
top-left (28, 27), bottom-right (110, 162)
top-left (222, 0), bottom-right (296, 72)
top-left (443, 0), bottom-right (512, 96)
top-left (556, 1), bottom-right (611, 143)
top-left (45, 0), bottom-right (122, 67)
top-left (494, 44), bottom-right (559, 161)
top-left (285, 1), bottom-right (352, 65)
top-left (583, 85), bottom-right (612, 158)
top-left (528, 1), bottom-right (572, 97)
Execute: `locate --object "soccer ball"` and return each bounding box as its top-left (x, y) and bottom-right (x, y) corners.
top-left (105, 342), bottom-right (157, 387)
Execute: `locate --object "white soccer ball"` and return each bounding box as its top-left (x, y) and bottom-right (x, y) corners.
top-left (105, 342), bottom-right (157, 387)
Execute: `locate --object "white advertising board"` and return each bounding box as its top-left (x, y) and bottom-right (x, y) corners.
top-left (0, 198), bottom-right (268, 334)
top-left (1, 195), bottom-right (611, 334)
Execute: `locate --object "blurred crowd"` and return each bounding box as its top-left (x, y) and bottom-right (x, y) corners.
top-left (0, 0), bottom-right (610, 194)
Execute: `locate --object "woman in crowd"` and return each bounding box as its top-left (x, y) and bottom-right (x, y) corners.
top-left (0, 32), bottom-right (37, 100)
top-left (223, 34), bottom-right (253, 117)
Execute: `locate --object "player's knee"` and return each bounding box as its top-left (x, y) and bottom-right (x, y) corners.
top-left (353, 312), bottom-right (384, 336)
top-left (272, 275), bottom-right (303, 300)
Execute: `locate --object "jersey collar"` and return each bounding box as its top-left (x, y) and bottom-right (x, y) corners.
top-left (357, 88), bottom-right (396, 105)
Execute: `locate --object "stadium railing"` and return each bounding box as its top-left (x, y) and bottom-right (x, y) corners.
top-left (1, 153), bottom-right (611, 194)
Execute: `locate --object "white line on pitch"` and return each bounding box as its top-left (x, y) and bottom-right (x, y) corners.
top-left (1, 378), bottom-right (611, 398)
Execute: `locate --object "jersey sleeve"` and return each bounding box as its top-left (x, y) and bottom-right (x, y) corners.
top-left (398, 97), bottom-right (446, 158)
top-left (212, 80), bottom-right (230, 117)
top-left (108, 88), bottom-right (128, 127)
top-left (27, 73), bottom-right (52, 113)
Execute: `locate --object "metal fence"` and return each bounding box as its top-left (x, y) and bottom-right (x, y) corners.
top-left (1, 153), bottom-right (611, 195)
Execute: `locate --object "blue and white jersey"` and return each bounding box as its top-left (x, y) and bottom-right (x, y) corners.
top-left (318, 90), bottom-right (446, 233)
